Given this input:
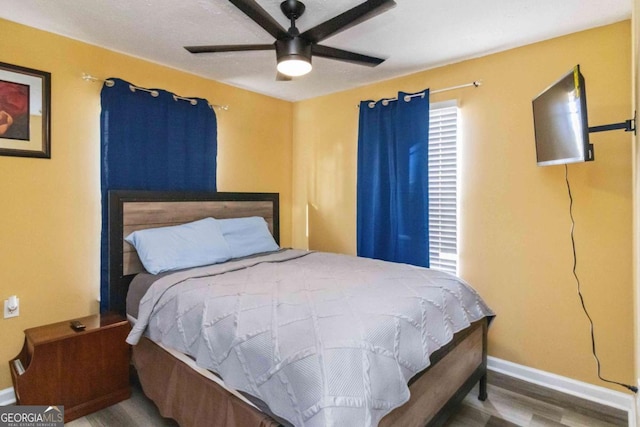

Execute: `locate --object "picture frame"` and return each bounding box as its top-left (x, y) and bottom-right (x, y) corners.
top-left (0, 61), bottom-right (51, 159)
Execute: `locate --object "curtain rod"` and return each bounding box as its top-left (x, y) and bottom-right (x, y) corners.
top-left (363, 80), bottom-right (482, 108)
top-left (81, 73), bottom-right (229, 111)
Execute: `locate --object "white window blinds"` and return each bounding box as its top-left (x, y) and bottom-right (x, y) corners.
top-left (428, 101), bottom-right (459, 274)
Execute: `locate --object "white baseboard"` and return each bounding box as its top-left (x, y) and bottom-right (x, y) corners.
top-left (488, 356), bottom-right (636, 426)
top-left (636, 379), bottom-right (640, 427)
top-left (0, 387), bottom-right (16, 406)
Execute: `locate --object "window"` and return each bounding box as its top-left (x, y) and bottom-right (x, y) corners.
top-left (428, 101), bottom-right (459, 274)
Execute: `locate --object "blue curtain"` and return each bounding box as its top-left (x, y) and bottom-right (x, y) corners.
top-left (100, 78), bottom-right (217, 311)
top-left (357, 90), bottom-right (430, 267)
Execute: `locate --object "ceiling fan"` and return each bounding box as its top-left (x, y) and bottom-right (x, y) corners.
top-left (185, 0), bottom-right (396, 80)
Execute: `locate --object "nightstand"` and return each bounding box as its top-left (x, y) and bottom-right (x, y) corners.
top-left (9, 313), bottom-right (131, 422)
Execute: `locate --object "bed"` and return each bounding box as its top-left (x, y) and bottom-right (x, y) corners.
top-left (107, 190), bottom-right (493, 427)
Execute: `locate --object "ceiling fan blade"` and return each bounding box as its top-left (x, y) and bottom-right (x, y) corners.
top-left (276, 72), bottom-right (292, 81)
top-left (228, 0), bottom-right (288, 40)
top-left (312, 45), bottom-right (385, 67)
top-left (300, 0), bottom-right (396, 43)
top-left (185, 44), bottom-right (274, 54)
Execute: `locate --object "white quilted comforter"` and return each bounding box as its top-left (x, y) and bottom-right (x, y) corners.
top-left (127, 250), bottom-right (494, 427)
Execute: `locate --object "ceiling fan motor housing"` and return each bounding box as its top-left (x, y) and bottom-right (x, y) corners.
top-left (275, 37), bottom-right (312, 64)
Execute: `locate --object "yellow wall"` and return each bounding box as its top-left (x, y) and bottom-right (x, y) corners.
top-left (0, 18), bottom-right (292, 390)
top-left (293, 21), bottom-right (634, 390)
top-left (633, 0), bottom-right (640, 417)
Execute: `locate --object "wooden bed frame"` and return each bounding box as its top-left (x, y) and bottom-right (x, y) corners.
top-left (107, 190), bottom-right (279, 314)
top-left (107, 190), bottom-right (488, 427)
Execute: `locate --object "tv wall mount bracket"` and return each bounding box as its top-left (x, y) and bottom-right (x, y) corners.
top-left (588, 110), bottom-right (636, 135)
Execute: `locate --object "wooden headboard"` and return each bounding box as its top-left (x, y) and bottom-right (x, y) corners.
top-left (107, 190), bottom-right (280, 314)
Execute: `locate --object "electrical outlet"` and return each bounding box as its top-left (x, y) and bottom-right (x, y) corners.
top-left (4, 297), bottom-right (19, 318)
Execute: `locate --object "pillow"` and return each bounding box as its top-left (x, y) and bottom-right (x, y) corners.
top-left (125, 217), bottom-right (231, 274)
top-left (217, 216), bottom-right (279, 259)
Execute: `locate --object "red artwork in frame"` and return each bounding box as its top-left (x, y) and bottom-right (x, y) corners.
top-left (0, 61), bottom-right (50, 158)
top-left (0, 80), bottom-right (30, 141)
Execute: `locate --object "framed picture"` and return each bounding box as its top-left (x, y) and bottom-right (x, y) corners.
top-left (0, 61), bottom-right (51, 159)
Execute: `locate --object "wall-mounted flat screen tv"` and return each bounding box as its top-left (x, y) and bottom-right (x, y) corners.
top-left (532, 65), bottom-right (594, 166)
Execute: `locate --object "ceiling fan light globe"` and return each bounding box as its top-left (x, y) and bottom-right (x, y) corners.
top-left (277, 58), bottom-right (312, 77)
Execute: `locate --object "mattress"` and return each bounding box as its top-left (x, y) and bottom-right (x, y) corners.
top-left (127, 249), bottom-right (494, 426)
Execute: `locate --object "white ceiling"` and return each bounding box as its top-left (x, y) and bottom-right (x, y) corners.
top-left (1, 0), bottom-right (631, 101)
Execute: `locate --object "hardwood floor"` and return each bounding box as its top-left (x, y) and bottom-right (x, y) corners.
top-left (445, 372), bottom-right (626, 427)
top-left (66, 371), bottom-right (627, 427)
top-left (65, 385), bottom-right (178, 427)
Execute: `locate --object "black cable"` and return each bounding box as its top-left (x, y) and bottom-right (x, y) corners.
top-left (564, 164), bottom-right (637, 393)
